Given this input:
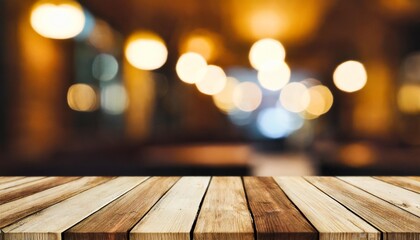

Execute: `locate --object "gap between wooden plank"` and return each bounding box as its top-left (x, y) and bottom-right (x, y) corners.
top-left (2, 177), bottom-right (149, 240)
top-left (0, 177), bottom-right (45, 190)
top-left (188, 176), bottom-right (212, 240)
top-left (339, 177), bottom-right (420, 217)
top-left (274, 177), bottom-right (379, 240)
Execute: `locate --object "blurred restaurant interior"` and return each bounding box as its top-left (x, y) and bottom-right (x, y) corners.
top-left (0, 0), bottom-right (420, 176)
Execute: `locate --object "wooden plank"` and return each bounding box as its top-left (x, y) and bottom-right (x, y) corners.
top-left (64, 177), bottom-right (179, 240)
top-left (0, 177), bottom-right (24, 185)
top-left (193, 177), bottom-right (254, 240)
top-left (307, 177), bottom-right (420, 240)
top-left (0, 177), bottom-right (44, 190)
top-left (339, 176), bottom-right (420, 217)
top-left (243, 177), bottom-right (317, 240)
top-left (273, 177), bottom-right (379, 240)
top-left (3, 177), bottom-right (149, 240)
top-left (408, 176), bottom-right (420, 182)
top-left (374, 176), bottom-right (420, 193)
top-left (0, 177), bottom-right (80, 205)
top-left (0, 176), bottom-right (110, 228)
top-left (130, 177), bottom-right (210, 240)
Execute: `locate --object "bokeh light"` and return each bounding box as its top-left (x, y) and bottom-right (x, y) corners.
top-left (195, 65), bottom-right (227, 95)
top-left (67, 84), bottom-right (98, 112)
top-left (233, 82), bottom-right (263, 112)
top-left (125, 32), bottom-right (168, 70)
top-left (101, 84), bottom-right (128, 115)
top-left (30, 0), bottom-right (86, 39)
top-left (339, 143), bottom-right (376, 167)
top-left (176, 52), bottom-right (207, 84)
top-left (212, 77), bottom-right (239, 113)
top-left (92, 54), bottom-right (118, 81)
top-left (180, 31), bottom-right (218, 62)
top-left (257, 62), bottom-right (290, 91)
top-left (257, 107), bottom-right (303, 139)
top-left (249, 38), bottom-right (286, 70)
top-left (333, 60), bottom-right (367, 92)
top-left (305, 85), bottom-right (334, 116)
top-left (397, 84), bottom-right (420, 114)
top-left (280, 82), bottom-right (310, 113)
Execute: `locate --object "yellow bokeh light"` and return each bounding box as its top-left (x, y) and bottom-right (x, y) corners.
top-left (280, 82), bottom-right (310, 113)
top-left (30, 0), bottom-right (85, 39)
top-left (249, 38), bottom-right (286, 70)
top-left (257, 62), bottom-right (290, 91)
top-left (125, 32), bottom-right (168, 70)
top-left (333, 60), bottom-right (367, 92)
top-left (180, 31), bottom-right (218, 62)
top-left (397, 84), bottom-right (420, 114)
top-left (305, 85), bottom-right (334, 116)
top-left (233, 82), bottom-right (262, 112)
top-left (176, 52), bottom-right (207, 84)
top-left (67, 84), bottom-right (97, 112)
top-left (212, 77), bottom-right (239, 113)
top-left (195, 65), bottom-right (227, 95)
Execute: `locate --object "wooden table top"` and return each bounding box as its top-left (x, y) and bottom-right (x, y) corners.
top-left (0, 176), bottom-right (419, 240)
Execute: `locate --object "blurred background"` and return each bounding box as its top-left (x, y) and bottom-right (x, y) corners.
top-left (1, 0), bottom-right (420, 176)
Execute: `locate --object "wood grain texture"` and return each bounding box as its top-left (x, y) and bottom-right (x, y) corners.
top-left (339, 176), bottom-right (420, 217)
top-left (0, 177), bottom-right (44, 190)
top-left (194, 177), bottom-right (254, 240)
top-left (0, 177), bottom-right (110, 228)
top-left (0, 177), bottom-right (80, 205)
top-left (375, 176), bottom-right (420, 193)
top-left (0, 177), bottom-right (24, 185)
top-left (274, 177), bottom-right (379, 240)
top-left (130, 177), bottom-right (210, 240)
top-left (3, 177), bottom-right (149, 240)
top-left (243, 177), bottom-right (317, 240)
top-left (307, 177), bottom-right (420, 240)
top-left (64, 177), bottom-right (178, 240)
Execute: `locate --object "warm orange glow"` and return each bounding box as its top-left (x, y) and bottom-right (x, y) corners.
top-left (212, 77), bottom-right (239, 113)
top-left (257, 62), bottom-right (290, 91)
top-left (249, 38), bottom-right (286, 70)
top-left (176, 52), bottom-right (207, 84)
top-left (67, 84), bottom-right (98, 112)
top-left (333, 60), bottom-right (367, 92)
top-left (125, 32), bottom-right (168, 70)
top-left (339, 143), bottom-right (376, 167)
top-left (279, 82), bottom-right (310, 113)
top-left (180, 31), bottom-right (219, 62)
top-left (305, 85), bottom-right (334, 116)
top-left (30, 0), bottom-right (85, 39)
top-left (195, 65), bottom-right (227, 95)
top-left (233, 82), bottom-right (262, 112)
top-left (397, 84), bottom-right (420, 114)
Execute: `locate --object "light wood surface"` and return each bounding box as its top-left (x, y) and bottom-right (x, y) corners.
top-left (64, 177), bottom-right (178, 240)
top-left (339, 176), bottom-right (420, 217)
top-left (3, 177), bottom-right (148, 240)
top-left (193, 177), bottom-right (254, 240)
top-left (243, 177), bottom-right (317, 240)
top-left (307, 177), bottom-right (420, 240)
top-left (375, 176), bottom-right (420, 193)
top-left (274, 177), bottom-right (380, 240)
top-left (0, 177), bottom-right (110, 228)
top-left (131, 177), bottom-right (210, 240)
top-left (0, 176), bottom-right (419, 240)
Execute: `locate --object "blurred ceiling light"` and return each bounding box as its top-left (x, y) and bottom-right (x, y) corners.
top-left (92, 54), bottom-right (118, 81)
top-left (233, 82), bottom-right (262, 112)
top-left (280, 82), bottom-right (310, 113)
top-left (333, 60), bottom-right (367, 93)
top-left (305, 85), bottom-right (333, 116)
top-left (257, 62), bottom-right (290, 91)
top-left (176, 52), bottom-right (207, 84)
top-left (249, 38), bottom-right (286, 70)
top-left (249, 9), bottom-right (284, 40)
top-left (195, 65), bottom-right (227, 95)
top-left (212, 77), bottom-right (239, 113)
top-left (125, 32), bottom-right (168, 70)
top-left (180, 31), bottom-right (219, 62)
top-left (101, 83), bottom-right (128, 114)
top-left (397, 84), bottom-right (420, 114)
top-left (67, 84), bottom-right (98, 112)
top-left (30, 0), bottom-right (85, 39)
top-left (257, 107), bottom-right (303, 139)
